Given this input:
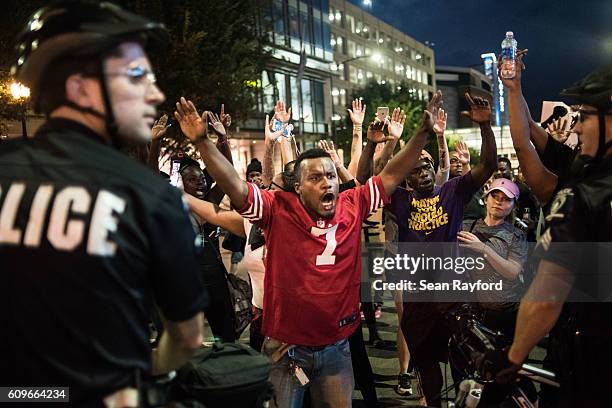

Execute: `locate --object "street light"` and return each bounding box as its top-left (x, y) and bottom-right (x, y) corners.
top-left (10, 81), bottom-right (30, 139)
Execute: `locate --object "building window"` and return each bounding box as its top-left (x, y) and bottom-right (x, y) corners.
top-left (347, 39), bottom-right (356, 58)
top-left (329, 6), bottom-right (342, 26)
top-left (362, 24), bottom-right (371, 39)
top-left (345, 14), bottom-right (355, 33)
top-left (332, 87), bottom-right (347, 108)
top-left (330, 61), bottom-right (345, 77)
top-left (272, 0), bottom-right (286, 46)
top-left (331, 33), bottom-right (344, 53)
top-left (356, 44), bottom-right (364, 57)
top-left (357, 69), bottom-right (365, 85)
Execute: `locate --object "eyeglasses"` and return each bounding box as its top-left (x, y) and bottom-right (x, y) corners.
top-left (575, 108), bottom-right (612, 123)
top-left (106, 65), bottom-right (157, 87)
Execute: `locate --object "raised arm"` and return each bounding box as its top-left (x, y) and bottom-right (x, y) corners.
top-left (455, 140), bottom-right (472, 174)
top-left (378, 91), bottom-right (441, 196)
top-left (148, 114), bottom-right (170, 171)
top-left (184, 194), bottom-right (246, 237)
top-left (356, 113), bottom-right (397, 184)
top-left (202, 109), bottom-right (235, 205)
top-left (460, 92), bottom-right (497, 187)
top-left (503, 51), bottom-right (558, 204)
top-left (319, 140), bottom-right (355, 183)
top-left (176, 97), bottom-right (248, 208)
top-left (346, 98), bottom-right (366, 176)
top-left (433, 107), bottom-right (449, 185)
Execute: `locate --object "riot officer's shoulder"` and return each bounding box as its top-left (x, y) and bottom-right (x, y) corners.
top-left (546, 187), bottom-right (575, 223)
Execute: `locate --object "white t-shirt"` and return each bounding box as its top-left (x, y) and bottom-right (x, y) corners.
top-left (242, 219), bottom-right (265, 309)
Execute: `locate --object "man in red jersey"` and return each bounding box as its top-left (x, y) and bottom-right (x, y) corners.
top-left (175, 96), bottom-right (440, 407)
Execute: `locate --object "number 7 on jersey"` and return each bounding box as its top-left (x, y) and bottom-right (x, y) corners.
top-left (310, 225), bottom-right (338, 266)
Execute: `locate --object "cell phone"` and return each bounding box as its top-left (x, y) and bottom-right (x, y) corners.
top-left (169, 157), bottom-right (182, 187)
top-left (376, 107), bottom-right (389, 123)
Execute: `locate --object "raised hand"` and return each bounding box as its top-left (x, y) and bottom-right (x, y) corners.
top-left (151, 113), bottom-right (170, 140)
top-left (461, 92), bottom-right (492, 124)
top-left (455, 140), bottom-right (470, 165)
top-left (319, 140), bottom-right (341, 166)
top-left (274, 100), bottom-right (292, 123)
top-left (208, 111), bottom-right (227, 137)
top-left (264, 114), bottom-right (287, 143)
top-left (367, 122), bottom-right (393, 144)
top-left (421, 90), bottom-right (442, 131)
top-left (347, 98), bottom-right (366, 125)
top-left (174, 97), bottom-right (207, 142)
top-left (433, 107), bottom-right (447, 135)
top-left (387, 107), bottom-right (406, 139)
top-left (219, 103), bottom-right (231, 129)
top-left (498, 49), bottom-right (528, 92)
top-left (546, 117), bottom-right (570, 143)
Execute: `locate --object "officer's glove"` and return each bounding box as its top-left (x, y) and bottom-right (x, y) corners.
top-left (475, 348), bottom-right (521, 384)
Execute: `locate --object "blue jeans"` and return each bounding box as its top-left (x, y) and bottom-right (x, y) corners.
top-left (262, 337), bottom-right (354, 408)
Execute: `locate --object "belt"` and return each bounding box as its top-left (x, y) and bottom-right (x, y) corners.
top-left (302, 344), bottom-right (333, 352)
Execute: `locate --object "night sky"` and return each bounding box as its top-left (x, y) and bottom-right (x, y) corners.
top-left (349, 0), bottom-right (611, 118)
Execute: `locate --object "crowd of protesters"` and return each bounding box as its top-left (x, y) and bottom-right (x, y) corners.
top-left (1, 2), bottom-right (611, 408)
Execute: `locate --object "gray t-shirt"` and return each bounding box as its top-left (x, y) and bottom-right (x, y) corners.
top-left (462, 219), bottom-right (528, 309)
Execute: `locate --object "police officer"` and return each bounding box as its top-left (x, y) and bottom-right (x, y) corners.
top-left (478, 66), bottom-right (612, 407)
top-left (0, 2), bottom-right (207, 405)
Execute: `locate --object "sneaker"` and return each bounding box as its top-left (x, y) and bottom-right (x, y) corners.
top-left (395, 373), bottom-right (413, 396)
top-left (374, 304), bottom-right (382, 319)
top-left (369, 333), bottom-right (385, 348)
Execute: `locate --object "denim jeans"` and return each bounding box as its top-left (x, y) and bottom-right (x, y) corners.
top-left (262, 337), bottom-right (354, 408)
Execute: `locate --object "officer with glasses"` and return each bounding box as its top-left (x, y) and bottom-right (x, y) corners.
top-left (477, 66), bottom-right (612, 407)
top-left (1, 2), bottom-right (208, 405)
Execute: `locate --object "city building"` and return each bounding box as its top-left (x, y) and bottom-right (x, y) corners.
top-left (328, 0), bottom-right (436, 124)
top-left (435, 65), bottom-right (493, 129)
top-left (481, 53), bottom-right (509, 127)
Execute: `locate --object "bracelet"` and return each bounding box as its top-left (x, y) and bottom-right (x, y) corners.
top-left (353, 125), bottom-right (362, 132)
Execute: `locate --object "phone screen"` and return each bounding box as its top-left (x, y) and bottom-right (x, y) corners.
top-left (169, 160), bottom-right (182, 187)
top-left (376, 107), bottom-right (389, 123)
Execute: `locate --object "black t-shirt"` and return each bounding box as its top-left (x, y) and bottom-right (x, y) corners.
top-left (0, 119), bottom-right (208, 403)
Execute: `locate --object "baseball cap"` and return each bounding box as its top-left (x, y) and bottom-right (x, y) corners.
top-left (485, 177), bottom-right (520, 199)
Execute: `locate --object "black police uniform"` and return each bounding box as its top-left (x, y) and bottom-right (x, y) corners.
top-left (0, 119), bottom-right (208, 404)
top-left (531, 157), bottom-right (612, 406)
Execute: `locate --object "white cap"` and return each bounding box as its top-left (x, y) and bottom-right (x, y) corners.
top-left (506, 31), bottom-right (514, 36)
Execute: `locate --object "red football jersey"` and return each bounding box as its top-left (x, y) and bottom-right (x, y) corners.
top-left (237, 176), bottom-right (388, 346)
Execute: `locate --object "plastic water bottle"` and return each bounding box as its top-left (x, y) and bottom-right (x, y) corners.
top-left (500, 31), bottom-right (518, 79)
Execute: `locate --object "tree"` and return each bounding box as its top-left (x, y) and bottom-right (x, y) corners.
top-left (0, 0), bottom-right (270, 126)
top-left (335, 80), bottom-right (426, 162)
top-left (123, 0), bottom-right (270, 122)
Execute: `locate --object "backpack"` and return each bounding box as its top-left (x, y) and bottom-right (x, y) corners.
top-left (170, 342), bottom-right (273, 407)
top-left (225, 271), bottom-right (254, 337)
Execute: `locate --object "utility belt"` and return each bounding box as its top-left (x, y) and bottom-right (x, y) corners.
top-left (262, 337), bottom-right (339, 363)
